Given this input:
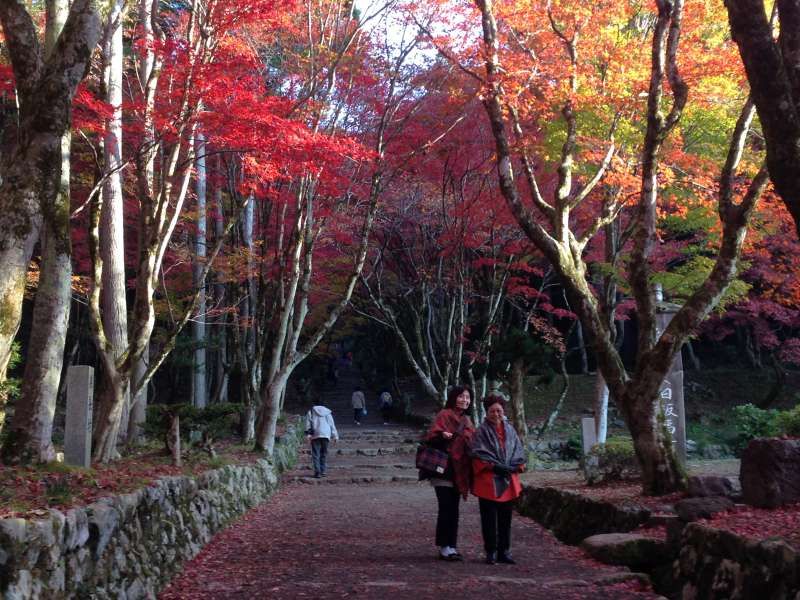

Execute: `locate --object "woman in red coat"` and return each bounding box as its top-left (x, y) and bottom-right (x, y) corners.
top-left (470, 395), bottom-right (526, 564)
top-left (420, 386), bottom-right (475, 561)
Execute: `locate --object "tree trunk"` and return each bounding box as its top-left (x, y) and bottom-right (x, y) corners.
top-left (92, 370), bottom-right (129, 462)
top-left (212, 164), bottom-right (229, 404)
top-left (509, 357), bottom-right (528, 441)
top-left (1, 0), bottom-right (76, 464)
top-left (169, 413), bottom-right (181, 467)
top-left (0, 0), bottom-right (102, 423)
top-left (240, 403), bottom-right (256, 442)
top-left (192, 133), bottom-right (207, 408)
top-left (725, 0), bottom-right (800, 237)
top-left (255, 369), bottom-right (291, 455)
top-left (594, 373), bottom-right (609, 445)
top-left (574, 321), bottom-right (589, 374)
top-left (127, 351), bottom-right (148, 444)
top-left (536, 350), bottom-right (570, 440)
top-left (100, 0), bottom-right (130, 446)
top-left (5, 227), bottom-right (71, 463)
top-left (91, 0), bottom-right (203, 460)
top-left (621, 385), bottom-right (684, 495)
top-left (467, 368), bottom-right (480, 424)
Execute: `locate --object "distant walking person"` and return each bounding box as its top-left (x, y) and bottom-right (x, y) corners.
top-left (305, 403), bottom-right (339, 478)
top-left (420, 386), bottom-right (475, 561)
top-left (470, 395), bottom-right (526, 565)
top-left (379, 390), bottom-right (393, 425)
top-left (351, 386), bottom-right (366, 425)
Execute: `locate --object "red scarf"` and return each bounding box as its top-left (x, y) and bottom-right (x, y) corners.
top-left (426, 409), bottom-right (475, 498)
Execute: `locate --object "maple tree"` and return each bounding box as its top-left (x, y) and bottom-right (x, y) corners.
top-left (85, 0), bottom-right (303, 462)
top-left (403, 0), bottom-right (774, 494)
top-left (0, 0), bottom-right (797, 482)
top-left (248, 0), bottom-right (409, 455)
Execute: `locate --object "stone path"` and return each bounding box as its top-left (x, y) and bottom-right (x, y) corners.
top-left (160, 367), bottom-right (662, 598)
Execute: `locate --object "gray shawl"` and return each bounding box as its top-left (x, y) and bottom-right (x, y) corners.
top-left (470, 418), bottom-right (526, 497)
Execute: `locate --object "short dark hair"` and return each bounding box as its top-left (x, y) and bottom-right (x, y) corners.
top-left (445, 385), bottom-right (472, 409)
top-left (482, 394), bottom-right (505, 412)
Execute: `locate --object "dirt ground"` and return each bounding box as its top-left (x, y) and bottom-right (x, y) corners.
top-left (522, 459), bottom-right (740, 487)
top-left (160, 480), bottom-right (661, 599)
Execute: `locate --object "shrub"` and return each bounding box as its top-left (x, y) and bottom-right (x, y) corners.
top-left (582, 436), bottom-right (639, 485)
top-left (192, 403), bottom-right (242, 441)
top-left (776, 405), bottom-right (800, 437)
top-left (145, 403), bottom-right (241, 451)
top-left (731, 403), bottom-right (780, 454)
top-left (562, 432), bottom-right (583, 460)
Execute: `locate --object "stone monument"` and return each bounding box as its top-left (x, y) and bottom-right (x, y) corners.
top-left (655, 299), bottom-right (687, 464)
top-left (65, 365), bottom-right (94, 467)
top-left (581, 416), bottom-right (598, 455)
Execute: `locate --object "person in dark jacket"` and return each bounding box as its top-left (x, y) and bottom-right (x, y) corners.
top-left (420, 385), bottom-right (475, 561)
top-left (470, 395), bottom-right (526, 565)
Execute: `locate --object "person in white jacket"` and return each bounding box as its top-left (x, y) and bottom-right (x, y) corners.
top-left (305, 404), bottom-right (339, 478)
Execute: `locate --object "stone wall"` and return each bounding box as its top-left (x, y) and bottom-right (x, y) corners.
top-left (516, 485), bottom-right (651, 545)
top-left (677, 522), bottom-right (800, 599)
top-left (0, 422), bottom-right (302, 600)
top-left (519, 484), bottom-right (800, 598)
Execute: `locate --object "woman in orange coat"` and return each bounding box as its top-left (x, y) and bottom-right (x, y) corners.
top-left (470, 395), bottom-right (526, 564)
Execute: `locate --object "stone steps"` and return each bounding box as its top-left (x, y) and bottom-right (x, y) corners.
top-left (297, 445), bottom-right (416, 457)
top-left (311, 461), bottom-right (415, 470)
top-left (336, 435), bottom-right (418, 443)
top-left (287, 364), bottom-right (422, 485)
top-left (289, 474), bottom-right (418, 485)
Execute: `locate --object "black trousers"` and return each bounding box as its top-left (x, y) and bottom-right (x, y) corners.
top-left (434, 486), bottom-right (461, 548)
top-left (478, 498), bottom-right (513, 554)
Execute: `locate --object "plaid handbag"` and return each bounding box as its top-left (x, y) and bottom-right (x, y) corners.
top-left (415, 444), bottom-right (448, 475)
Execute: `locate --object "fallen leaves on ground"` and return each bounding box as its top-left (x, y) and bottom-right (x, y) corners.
top-left (701, 503), bottom-right (800, 550)
top-left (535, 470), bottom-right (799, 551)
top-left (0, 438), bottom-right (263, 519)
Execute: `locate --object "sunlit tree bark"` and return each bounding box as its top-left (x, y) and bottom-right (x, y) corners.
top-left (1, 0), bottom-right (102, 463)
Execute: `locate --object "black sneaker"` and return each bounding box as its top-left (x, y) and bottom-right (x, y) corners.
top-left (497, 552), bottom-right (516, 564)
top-left (485, 552), bottom-right (497, 565)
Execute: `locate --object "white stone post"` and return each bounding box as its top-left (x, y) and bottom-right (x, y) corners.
top-left (65, 366), bottom-right (94, 467)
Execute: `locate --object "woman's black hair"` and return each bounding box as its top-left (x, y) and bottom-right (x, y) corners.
top-left (445, 385), bottom-right (472, 409)
top-left (482, 394), bottom-right (505, 412)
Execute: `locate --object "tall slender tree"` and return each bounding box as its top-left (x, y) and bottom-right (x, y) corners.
top-left (192, 132), bottom-right (208, 409)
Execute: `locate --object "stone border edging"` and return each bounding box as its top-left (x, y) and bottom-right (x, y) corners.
top-left (516, 484), bottom-right (651, 545)
top-left (0, 420), bottom-right (303, 600)
top-left (677, 522), bottom-right (800, 598)
top-left (517, 483), bottom-right (800, 598)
